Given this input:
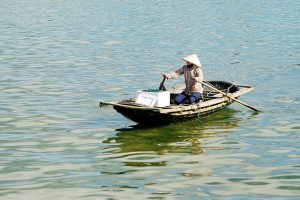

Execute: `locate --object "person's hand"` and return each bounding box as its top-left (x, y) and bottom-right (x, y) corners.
top-left (162, 73), bottom-right (168, 79)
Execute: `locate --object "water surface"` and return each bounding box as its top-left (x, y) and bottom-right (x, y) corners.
top-left (1, 0), bottom-right (300, 199)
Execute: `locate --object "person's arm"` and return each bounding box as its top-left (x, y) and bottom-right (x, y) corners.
top-left (163, 66), bottom-right (184, 79)
top-left (194, 67), bottom-right (203, 82)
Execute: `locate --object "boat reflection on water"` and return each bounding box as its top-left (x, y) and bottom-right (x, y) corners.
top-left (103, 108), bottom-right (256, 156)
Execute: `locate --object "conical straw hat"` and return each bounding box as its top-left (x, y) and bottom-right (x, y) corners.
top-left (182, 54), bottom-right (201, 67)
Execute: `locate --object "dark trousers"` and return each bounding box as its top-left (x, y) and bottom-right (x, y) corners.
top-left (174, 92), bottom-right (202, 105)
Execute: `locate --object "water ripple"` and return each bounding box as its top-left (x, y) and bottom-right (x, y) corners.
top-left (1, 0), bottom-right (300, 199)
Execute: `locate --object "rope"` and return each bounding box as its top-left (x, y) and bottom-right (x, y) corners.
top-left (197, 101), bottom-right (201, 118)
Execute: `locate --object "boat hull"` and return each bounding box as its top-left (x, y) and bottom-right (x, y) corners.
top-left (100, 81), bottom-right (255, 126)
top-left (114, 101), bottom-right (233, 125)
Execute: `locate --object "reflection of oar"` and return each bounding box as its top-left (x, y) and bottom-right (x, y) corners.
top-left (159, 77), bottom-right (167, 91)
top-left (202, 81), bottom-right (260, 112)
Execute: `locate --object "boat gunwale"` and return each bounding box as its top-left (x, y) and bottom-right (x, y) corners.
top-left (99, 85), bottom-right (254, 114)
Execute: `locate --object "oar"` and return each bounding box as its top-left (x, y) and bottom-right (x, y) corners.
top-left (159, 77), bottom-right (167, 91)
top-left (202, 81), bottom-right (260, 112)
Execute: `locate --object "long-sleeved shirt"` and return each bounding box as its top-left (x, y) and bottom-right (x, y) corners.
top-left (165, 65), bottom-right (203, 94)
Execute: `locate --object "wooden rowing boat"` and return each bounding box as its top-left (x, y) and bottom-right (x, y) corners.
top-left (99, 81), bottom-right (255, 125)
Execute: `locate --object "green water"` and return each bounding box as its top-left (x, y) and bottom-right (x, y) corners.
top-left (1, 0), bottom-right (299, 199)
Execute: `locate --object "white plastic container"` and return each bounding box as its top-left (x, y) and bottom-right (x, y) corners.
top-left (135, 91), bottom-right (170, 107)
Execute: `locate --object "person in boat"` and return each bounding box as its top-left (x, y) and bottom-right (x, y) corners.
top-left (162, 54), bottom-right (203, 105)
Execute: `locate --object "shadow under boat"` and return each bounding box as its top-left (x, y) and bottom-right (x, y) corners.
top-left (103, 108), bottom-right (256, 156)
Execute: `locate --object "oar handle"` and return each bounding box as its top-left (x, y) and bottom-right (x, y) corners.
top-left (159, 77), bottom-right (167, 91)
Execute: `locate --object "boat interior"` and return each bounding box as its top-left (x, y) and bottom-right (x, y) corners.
top-left (118, 81), bottom-right (240, 107)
